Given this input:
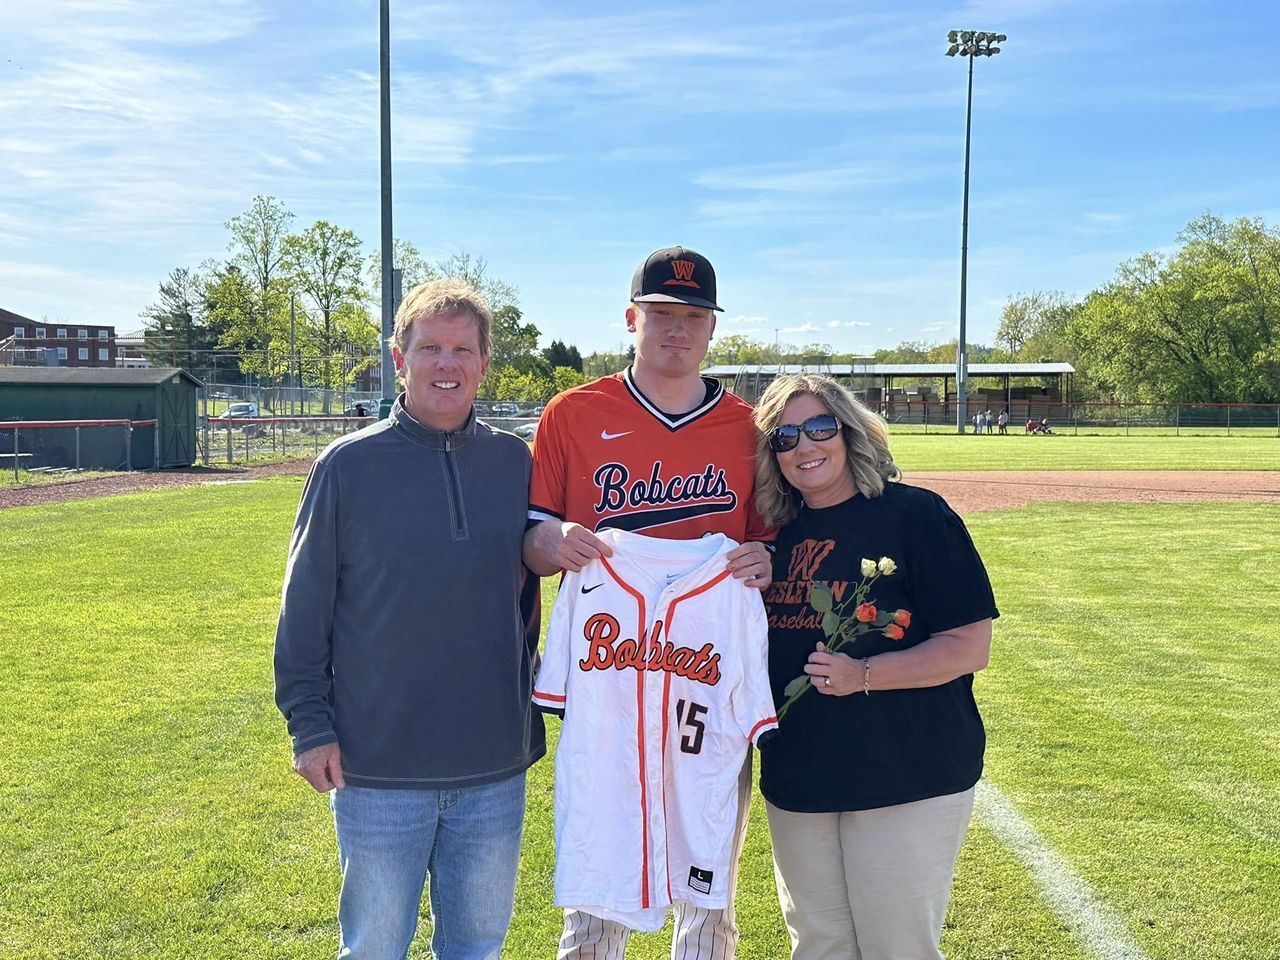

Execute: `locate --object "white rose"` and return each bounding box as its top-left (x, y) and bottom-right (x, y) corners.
top-left (860, 558), bottom-right (877, 578)
top-left (877, 557), bottom-right (898, 575)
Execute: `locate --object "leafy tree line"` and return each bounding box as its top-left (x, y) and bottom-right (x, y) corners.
top-left (995, 214), bottom-right (1280, 403)
top-left (141, 196), bottom-right (590, 409)
top-left (704, 213), bottom-right (1280, 405)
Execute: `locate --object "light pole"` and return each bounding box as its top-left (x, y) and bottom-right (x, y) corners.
top-left (946, 29), bottom-right (1005, 434)
top-left (378, 0), bottom-right (395, 418)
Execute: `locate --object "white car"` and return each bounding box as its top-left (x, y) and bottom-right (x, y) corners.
top-left (223, 402), bottom-right (260, 418)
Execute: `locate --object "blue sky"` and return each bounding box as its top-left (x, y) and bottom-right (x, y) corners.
top-left (2, 0), bottom-right (1279, 355)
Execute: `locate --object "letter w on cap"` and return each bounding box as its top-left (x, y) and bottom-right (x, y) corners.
top-left (665, 260), bottom-right (700, 288)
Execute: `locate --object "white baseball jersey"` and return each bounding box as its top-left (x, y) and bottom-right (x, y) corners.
top-left (534, 528), bottom-right (778, 932)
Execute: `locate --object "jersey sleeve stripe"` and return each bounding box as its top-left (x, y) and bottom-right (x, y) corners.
top-left (533, 690), bottom-right (567, 704)
top-left (748, 716), bottom-right (779, 744)
top-left (528, 505), bottom-right (563, 522)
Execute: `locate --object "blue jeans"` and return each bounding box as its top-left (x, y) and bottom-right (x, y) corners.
top-left (330, 773), bottom-right (526, 960)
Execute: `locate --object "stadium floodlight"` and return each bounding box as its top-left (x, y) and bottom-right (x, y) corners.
top-left (379, 0), bottom-right (395, 417)
top-left (945, 28), bottom-right (1007, 433)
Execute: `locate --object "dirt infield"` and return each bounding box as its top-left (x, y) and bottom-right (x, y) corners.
top-left (0, 460), bottom-right (313, 510)
top-left (2, 461), bottom-right (1277, 514)
top-left (909, 470), bottom-right (1280, 513)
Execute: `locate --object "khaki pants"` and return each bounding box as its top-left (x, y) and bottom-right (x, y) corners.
top-left (765, 787), bottom-right (975, 960)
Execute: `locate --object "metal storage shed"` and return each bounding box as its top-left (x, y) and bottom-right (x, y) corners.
top-left (0, 367), bottom-right (202, 469)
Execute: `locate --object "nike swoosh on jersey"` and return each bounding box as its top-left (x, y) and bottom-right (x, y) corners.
top-left (600, 430), bottom-right (634, 440)
top-left (581, 583), bottom-right (605, 594)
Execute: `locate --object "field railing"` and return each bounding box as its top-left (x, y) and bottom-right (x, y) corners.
top-left (2, 418), bottom-right (159, 482)
top-left (202, 415), bottom-right (375, 465)
top-left (878, 400), bottom-right (1280, 436)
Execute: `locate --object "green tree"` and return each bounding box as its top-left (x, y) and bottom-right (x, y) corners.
top-left (552, 365), bottom-right (589, 394)
top-left (490, 304), bottom-right (546, 375)
top-left (581, 346), bottom-right (632, 377)
top-left (284, 220), bottom-right (368, 409)
top-left (705, 334), bottom-right (776, 366)
top-left (542, 339), bottom-right (583, 372)
top-left (1069, 214), bottom-right (1280, 402)
top-left (216, 196), bottom-right (296, 381)
top-left (201, 263), bottom-right (261, 383)
top-left (872, 341), bottom-right (931, 363)
top-left (139, 267), bottom-right (220, 374)
top-left (365, 238), bottom-right (437, 311)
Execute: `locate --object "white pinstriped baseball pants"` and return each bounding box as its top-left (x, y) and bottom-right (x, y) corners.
top-left (556, 755), bottom-right (753, 960)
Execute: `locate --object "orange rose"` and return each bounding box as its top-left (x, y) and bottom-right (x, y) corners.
top-left (893, 609), bottom-right (912, 628)
top-left (883, 623), bottom-right (905, 641)
top-left (855, 603), bottom-right (877, 623)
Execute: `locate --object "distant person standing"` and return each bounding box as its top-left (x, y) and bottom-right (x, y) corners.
top-left (972, 411), bottom-right (982, 435)
top-left (997, 410), bottom-right (1008, 435)
top-left (985, 410), bottom-right (994, 434)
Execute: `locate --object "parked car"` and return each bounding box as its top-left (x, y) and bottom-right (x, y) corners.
top-left (223, 401), bottom-right (260, 418)
top-left (512, 422), bottom-right (537, 441)
top-left (490, 402), bottom-right (520, 417)
top-left (344, 400), bottom-right (376, 418)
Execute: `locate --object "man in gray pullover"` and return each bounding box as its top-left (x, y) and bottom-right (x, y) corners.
top-left (274, 278), bottom-right (544, 960)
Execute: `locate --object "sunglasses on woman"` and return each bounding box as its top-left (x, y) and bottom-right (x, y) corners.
top-left (768, 413), bottom-right (841, 452)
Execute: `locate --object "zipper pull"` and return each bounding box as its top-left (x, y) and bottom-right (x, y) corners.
top-left (445, 434), bottom-right (452, 452)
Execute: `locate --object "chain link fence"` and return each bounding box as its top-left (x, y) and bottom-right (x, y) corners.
top-left (877, 400), bottom-right (1280, 436)
top-left (1, 419), bottom-right (158, 484)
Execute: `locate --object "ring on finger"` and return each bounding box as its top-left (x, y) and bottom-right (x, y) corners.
top-left (823, 676), bottom-right (831, 688)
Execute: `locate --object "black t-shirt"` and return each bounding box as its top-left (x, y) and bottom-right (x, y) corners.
top-left (760, 482), bottom-right (999, 812)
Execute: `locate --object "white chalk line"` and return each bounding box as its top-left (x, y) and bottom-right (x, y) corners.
top-left (975, 779), bottom-right (1152, 960)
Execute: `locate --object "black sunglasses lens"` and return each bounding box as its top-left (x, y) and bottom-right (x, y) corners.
top-left (769, 425), bottom-right (800, 451)
top-left (804, 415), bottom-right (839, 440)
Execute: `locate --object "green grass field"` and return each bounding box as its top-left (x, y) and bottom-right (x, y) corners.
top-left (2, 480), bottom-right (1277, 959)
top-left (2, 433), bottom-right (1276, 489)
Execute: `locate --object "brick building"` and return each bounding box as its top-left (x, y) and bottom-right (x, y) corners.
top-left (0, 307), bottom-right (118, 368)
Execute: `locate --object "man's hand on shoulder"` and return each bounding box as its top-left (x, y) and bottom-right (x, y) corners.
top-left (523, 520), bottom-right (613, 575)
top-left (726, 540), bottom-right (772, 590)
top-left (293, 742), bottom-right (346, 793)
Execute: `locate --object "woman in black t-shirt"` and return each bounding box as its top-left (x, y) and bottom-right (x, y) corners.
top-left (752, 374), bottom-right (998, 960)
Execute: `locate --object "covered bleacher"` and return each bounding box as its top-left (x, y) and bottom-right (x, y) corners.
top-left (702, 362), bottom-right (1076, 411)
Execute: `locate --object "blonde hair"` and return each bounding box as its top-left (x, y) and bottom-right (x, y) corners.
top-left (751, 374), bottom-right (900, 528)
top-left (391, 277), bottom-right (493, 355)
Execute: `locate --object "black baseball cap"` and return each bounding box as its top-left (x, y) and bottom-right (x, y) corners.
top-left (631, 246), bottom-right (722, 312)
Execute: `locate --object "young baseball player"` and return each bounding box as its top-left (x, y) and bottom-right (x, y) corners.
top-left (523, 246), bottom-right (774, 960)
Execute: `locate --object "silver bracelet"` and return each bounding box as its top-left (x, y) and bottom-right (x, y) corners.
top-left (862, 657), bottom-right (871, 695)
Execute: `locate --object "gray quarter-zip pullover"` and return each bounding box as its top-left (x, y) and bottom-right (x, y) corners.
top-left (273, 396), bottom-right (545, 788)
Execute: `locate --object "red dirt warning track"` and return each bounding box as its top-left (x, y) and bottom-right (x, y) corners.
top-left (1, 463), bottom-right (1277, 514)
top-left (909, 470), bottom-right (1280, 514)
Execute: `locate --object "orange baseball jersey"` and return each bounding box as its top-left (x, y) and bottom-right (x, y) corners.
top-left (533, 529), bottom-right (778, 931)
top-left (528, 369), bottom-right (770, 542)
